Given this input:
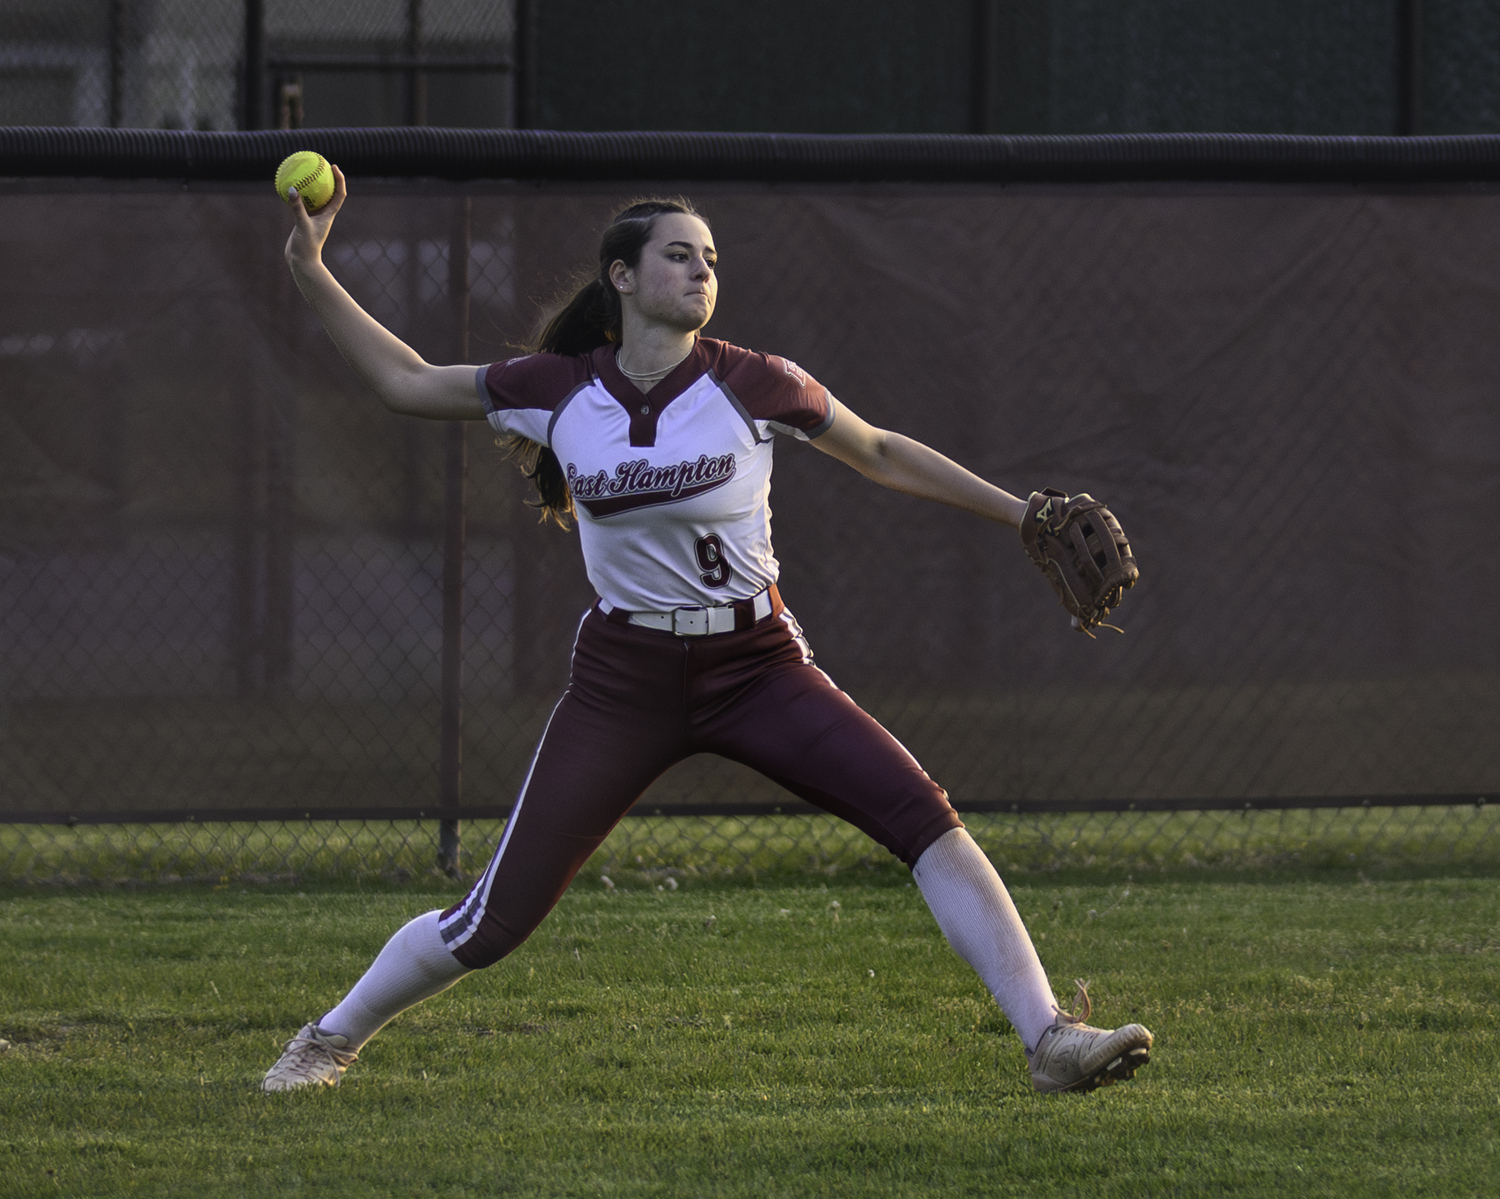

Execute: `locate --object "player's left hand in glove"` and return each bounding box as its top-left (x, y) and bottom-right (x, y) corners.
top-left (1020, 488), bottom-right (1139, 636)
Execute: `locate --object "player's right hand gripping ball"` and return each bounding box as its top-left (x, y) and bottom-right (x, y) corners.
top-left (274, 151), bottom-right (334, 212)
top-left (1020, 488), bottom-right (1139, 636)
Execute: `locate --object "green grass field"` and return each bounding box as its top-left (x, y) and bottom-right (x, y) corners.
top-left (2, 871), bottom-right (1498, 1198)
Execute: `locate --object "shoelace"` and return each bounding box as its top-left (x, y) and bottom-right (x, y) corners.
top-left (273, 1030), bottom-right (355, 1085)
top-left (1059, 978), bottom-right (1092, 1025)
top-left (1028, 979), bottom-right (1095, 1062)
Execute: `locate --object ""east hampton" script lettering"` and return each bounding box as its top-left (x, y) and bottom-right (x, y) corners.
top-left (567, 454), bottom-right (736, 505)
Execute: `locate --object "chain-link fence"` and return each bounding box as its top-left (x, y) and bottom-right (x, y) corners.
top-left (6, 803), bottom-right (1498, 886)
top-left (5, 137), bottom-right (1500, 882)
top-left (0, 0), bottom-right (513, 132)
top-left (12, 1), bottom-right (1500, 139)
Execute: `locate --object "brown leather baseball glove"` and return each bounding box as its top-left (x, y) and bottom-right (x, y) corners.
top-left (1020, 488), bottom-right (1139, 636)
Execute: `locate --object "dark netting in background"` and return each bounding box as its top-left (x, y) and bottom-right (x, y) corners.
top-left (12, 1), bottom-right (1500, 140)
top-left (3, 128), bottom-right (1500, 881)
top-left (0, 0), bottom-right (512, 132)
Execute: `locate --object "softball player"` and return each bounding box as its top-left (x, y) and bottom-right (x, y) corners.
top-left (262, 173), bottom-right (1152, 1096)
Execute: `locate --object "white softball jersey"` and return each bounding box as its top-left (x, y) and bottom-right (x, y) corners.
top-left (477, 338), bottom-right (835, 613)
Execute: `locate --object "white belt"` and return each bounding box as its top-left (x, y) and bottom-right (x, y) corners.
top-left (599, 589), bottom-right (774, 637)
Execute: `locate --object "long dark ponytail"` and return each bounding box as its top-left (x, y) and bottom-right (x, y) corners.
top-left (509, 197), bottom-right (704, 527)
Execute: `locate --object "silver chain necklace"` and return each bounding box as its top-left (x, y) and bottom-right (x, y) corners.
top-left (616, 346), bottom-right (691, 382)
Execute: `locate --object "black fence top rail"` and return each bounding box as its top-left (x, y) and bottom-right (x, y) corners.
top-left (6, 128), bottom-right (1500, 185)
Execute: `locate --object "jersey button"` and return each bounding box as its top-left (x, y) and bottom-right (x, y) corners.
top-left (640, 404), bottom-right (650, 414)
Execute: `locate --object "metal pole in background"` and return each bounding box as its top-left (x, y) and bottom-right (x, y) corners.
top-left (969, 0), bottom-right (996, 134)
top-left (437, 196), bottom-right (471, 877)
top-left (513, 0), bottom-right (536, 129)
top-left (108, 0), bottom-right (129, 128)
top-left (1396, 0), bottom-right (1422, 136)
top-left (243, 0), bottom-right (265, 130)
top-left (231, 383), bottom-right (262, 697)
top-left (263, 393), bottom-right (296, 691)
top-left (406, 0), bottom-right (427, 127)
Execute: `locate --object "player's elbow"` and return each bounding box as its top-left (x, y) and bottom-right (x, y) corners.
top-left (816, 422), bottom-right (898, 483)
top-left (861, 430), bottom-right (908, 482)
top-left (376, 363), bottom-right (444, 419)
top-left (848, 428), bottom-right (894, 471)
top-left (377, 392), bottom-right (424, 418)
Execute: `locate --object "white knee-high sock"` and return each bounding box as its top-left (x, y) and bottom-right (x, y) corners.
top-left (912, 828), bottom-right (1060, 1053)
top-left (318, 910), bottom-right (472, 1048)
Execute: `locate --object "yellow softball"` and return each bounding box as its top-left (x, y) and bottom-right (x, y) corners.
top-left (274, 151), bottom-right (335, 212)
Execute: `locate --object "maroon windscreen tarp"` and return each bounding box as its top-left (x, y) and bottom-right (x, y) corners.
top-left (2, 178), bottom-right (1497, 819)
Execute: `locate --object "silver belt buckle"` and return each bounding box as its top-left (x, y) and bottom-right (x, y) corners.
top-left (672, 606), bottom-right (710, 636)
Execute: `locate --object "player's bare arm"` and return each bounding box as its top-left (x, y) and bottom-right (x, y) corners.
top-left (283, 164), bottom-right (485, 421)
top-left (812, 398), bottom-right (1029, 528)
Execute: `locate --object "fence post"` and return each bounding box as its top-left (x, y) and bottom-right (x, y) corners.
top-left (969, 0), bottom-right (996, 134)
top-left (109, 0), bottom-right (130, 128)
top-left (438, 195), bottom-right (471, 876)
top-left (263, 389), bottom-right (296, 690)
top-left (406, 0), bottom-right (427, 127)
top-left (231, 383), bottom-right (261, 696)
top-left (1396, 0), bottom-right (1422, 136)
top-left (513, 0), bottom-right (538, 129)
top-left (243, 0), bottom-right (265, 131)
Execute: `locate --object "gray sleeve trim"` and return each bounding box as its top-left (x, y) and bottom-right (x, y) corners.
top-left (545, 380), bottom-right (591, 449)
top-left (767, 398), bottom-right (835, 443)
top-left (804, 395), bottom-right (836, 440)
top-left (474, 365), bottom-right (494, 414)
top-left (711, 371), bottom-right (773, 444)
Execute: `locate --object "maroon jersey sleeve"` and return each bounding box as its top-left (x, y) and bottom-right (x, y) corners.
top-left (707, 340), bottom-right (835, 440)
top-left (476, 353), bottom-right (594, 446)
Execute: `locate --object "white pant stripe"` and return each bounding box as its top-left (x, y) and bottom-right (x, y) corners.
top-left (439, 609), bottom-right (592, 950)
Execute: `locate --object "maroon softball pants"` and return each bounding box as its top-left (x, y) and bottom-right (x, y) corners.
top-left (439, 599), bottom-right (962, 969)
